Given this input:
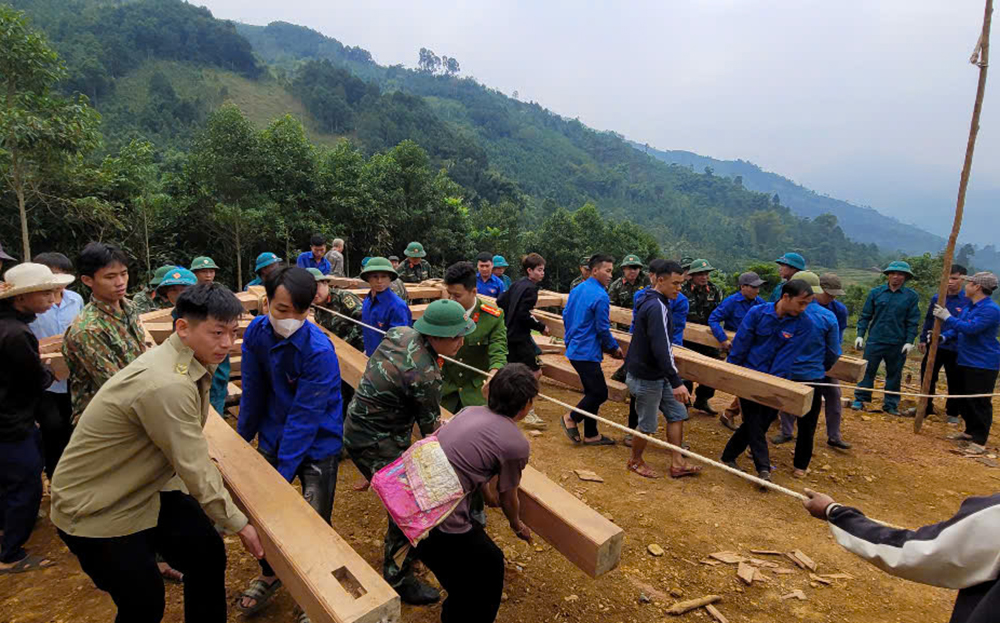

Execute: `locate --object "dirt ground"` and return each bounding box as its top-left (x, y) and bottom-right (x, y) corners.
top-left (3, 355), bottom-right (995, 623)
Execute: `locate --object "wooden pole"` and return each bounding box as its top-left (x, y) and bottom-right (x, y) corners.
top-left (915, 0), bottom-right (992, 432)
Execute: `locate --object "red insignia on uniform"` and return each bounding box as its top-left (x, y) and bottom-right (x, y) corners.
top-left (436, 356), bottom-right (445, 368)
top-left (472, 312), bottom-right (480, 323)
top-left (480, 304), bottom-right (501, 317)
top-left (782, 331), bottom-right (793, 339)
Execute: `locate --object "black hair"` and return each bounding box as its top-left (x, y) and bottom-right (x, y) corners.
top-left (33, 252), bottom-right (73, 273)
top-left (475, 252), bottom-right (493, 264)
top-left (444, 261), bottom-right (477, 290)
top-left (487, 363), bottom-right (540, 418)
top-left (265, 266), bottom-right (317, 313)
top-left (648, 259), bottom-right (683, 277)
top-left (175, 283), bottom-right (244, 324)
top-left (522, 253), bottom-right (545, 271)
top-left (588, 253), bottom-right (614, 271)
top-left (77, 242), bottom-right (129, 278)
top-left (982, 286), bottom-right (995, 296)
top-left (781, 279), bottom-right (814, 299)
top-left (951, 264), bottom-right (968, 276)
top-left (309, 234), bottom-right (326, 247)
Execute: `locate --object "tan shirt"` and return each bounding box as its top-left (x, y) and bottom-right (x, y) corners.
top-left (50, 333), bottom-right (247, 538)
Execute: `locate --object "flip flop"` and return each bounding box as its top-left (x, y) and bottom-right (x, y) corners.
top-left (582, 435), bottom-right (616, 446)
top-left (0, 554), bottom-right (55, 575)
top-left (669, 465), bottom-right (703, 479)
top-left (559, 416), bottom-right (581, 443)
top-left (238, 577), bottom-right (283, 615)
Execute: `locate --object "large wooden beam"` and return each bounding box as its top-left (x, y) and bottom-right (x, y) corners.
top-left (347, 286), bottom-right (445, 300)
top-left (319, 327), bottom-right (623, 578)
top-left (145, 317), bottom-right (252, 345)
top-left (539, 356), bottom-right (629, 403)
top-left (204, 411), bottom-right (400, 623)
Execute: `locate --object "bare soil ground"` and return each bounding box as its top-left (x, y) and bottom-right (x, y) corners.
top-left (3, 355), bottom-right (994, 623)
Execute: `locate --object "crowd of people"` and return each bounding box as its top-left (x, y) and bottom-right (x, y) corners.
top-left (0, 233), bottom-right (998, 623)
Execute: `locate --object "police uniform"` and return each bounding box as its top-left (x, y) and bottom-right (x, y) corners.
top-left (440, 299), bottom-right (507, 412)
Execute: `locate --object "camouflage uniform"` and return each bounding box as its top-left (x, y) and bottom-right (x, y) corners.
top-left (440, 299), bottom-right (507, 413)
top-left (314, 288), bottom-right (365, 352)
top-left (131, 288), bottom-right (168, 316)
top-left (389, 278), bottom-right (409, 303)
top-left (62, 296), bottom-right (146, 423)
top-left (344, 326), bottom-right (442, 586)
top-left (397, 259), bottom-right (434, 284)
top-left (679, 280), bottom-right (725, 402)
top-left (608, 274), bottom-right (646, 309)
top-left (569, 275), bottom-right (586, 292)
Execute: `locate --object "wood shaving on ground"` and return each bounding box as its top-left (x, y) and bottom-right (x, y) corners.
top-left (574, 469), bottom-right (604, 482)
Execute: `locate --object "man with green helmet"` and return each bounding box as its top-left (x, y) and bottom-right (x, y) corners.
top-left (360, 257), bottom-right (411, 356)
top-left (397, 242), bottom-right (434, 283)
top-left (309, 268), bottom-right (364, 352)
top-left (189, 256), bottom-right (220, 285)
top-left (608, 254), bottom-right (646, 309)
top-left (155, 268), bottom-right (198, 306)
top-left (680, 259), bottom-right (724, 414)
top-left (245, 252), bottom-right (283, 291)
top-left (344, 299), bottom-right (475, 605)
top-left (569, 255), bottom-right (592, 292)
top-left (852, 260), bottom-right (921, 415)
top-left (132, 265), bottom-right (176, 315)
top-left (492, 255), bottom-right (512, 290)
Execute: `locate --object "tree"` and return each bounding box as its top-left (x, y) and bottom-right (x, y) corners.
top-left (443, 56), bottom-right (460, 75)
top-left (0, 6), bottom-right (100, 259)
top-left (956, 243), bottom-right (976, 268)
top-left (418, 47), bottom-right (441, 73)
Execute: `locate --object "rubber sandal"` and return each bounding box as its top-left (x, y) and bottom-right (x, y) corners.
top-left (582, 435), bottom-right (616, 446)
top-left (559, 416), bottom-right (581, 443)
top-left (719, 412), bottom-right (738, 431)
top-left (0, 554), bottom-right (55, 574)
top-left (669, 465), bottom-right (703, 479)
top-left (159, 563), bottom-right (184, 584)
top-left (627, 461), bottom-right (661, 478)
top-left (238, 577), bottom-right (283, 615)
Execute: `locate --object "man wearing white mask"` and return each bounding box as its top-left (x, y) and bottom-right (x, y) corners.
top-left (236, 266), bottom-right (343, 622)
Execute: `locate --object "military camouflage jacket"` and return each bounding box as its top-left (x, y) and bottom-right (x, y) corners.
top-left (131, 288), bottom-right (169, 316)
top-left (314, 288), bottom-right (365, 352)
top-left (389, 278), bottom-right (409, 303)
top-left (607, 274), bottom-right (646, 309)
top-left (63, 296), bottom-right (147, 423)
top-left (440, 298), bottom-right (507, 412)
top-left (569, 276), bottom-right (586, 292)
top-left (397, 259), bottom-right (434, 284)
top-left (344, 326), bottom-right (442, 452)
top-left (681, 281), bottom-right (725, 326)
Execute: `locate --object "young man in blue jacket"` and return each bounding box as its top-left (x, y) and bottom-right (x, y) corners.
top-left (916, 264), bottom-right (969, 422)
top-left (237, 266), bottom-right (343, 621)
top-left (360, 257), bottom-right (411, 356)
top-left (720, 279), bottom-right (815, 485)
top-left (935, 271), bottom-right (1000, 452)
top-left (295, 233), bottom-right (332, 275)
top-left (708, 271), bottom-right (767, 348)
top-left (474, 252), bottom-right (506, 297)
top-left (560, 254), bottom-right (623, 446)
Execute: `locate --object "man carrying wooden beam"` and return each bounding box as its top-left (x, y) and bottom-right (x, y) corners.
top-left (51, 284), bottom-right (265, 623)
top-left (344, 299), bottom-right (474, 605)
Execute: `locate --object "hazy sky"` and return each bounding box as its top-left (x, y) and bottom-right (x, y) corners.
top-left (198, 0), bottom-right (998, 246)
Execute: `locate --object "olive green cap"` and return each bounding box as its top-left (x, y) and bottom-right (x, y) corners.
top-left (793, 270), bottom-right (824, 294)
top-left (306, 267), bottom-right (336, 282)
top-left (359, 256), bottom-right (398, 279)
top-left (620, 254), bottom-right (644, 268)
top-left (149, 264), bottom-right (176, 287)
top-left (883, 260), bottom-right (914, 278)
top-left (190, 256), bottom-right (219, 271)
top-left (404, 241), bottom-right (427, 258)
top-left (680, 256), bottom-right (695, 270)
top-left (686, 259), bottom-right (715, 274)
top-left (413, 299), bottom-right (477, 338)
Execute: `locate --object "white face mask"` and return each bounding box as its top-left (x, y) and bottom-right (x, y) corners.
top-left (270, 313), bottom-right (304, 339)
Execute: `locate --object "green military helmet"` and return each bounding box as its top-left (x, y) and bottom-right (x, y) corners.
top-left (687, 259), bottom-right (715, 275)
top-left (149, 264), bottom-right (176, 288)
top-left (404, 242), bottom-right (427, 258)
top-left (882, 260), bottom-right (914, 278)
top-left (793, 270), bottom-right (824, 295)
top-left (492, 255), bottom-right (509, 268)
top-left (579, 255), bottom-right (592, 267)
top-left (413, 299), bottom-right (476, 338)
top-left (190, 256), bottom-right (219, 271)
top-left (254, 252), bottom-right (282, 273)
top-left (620, 254), bottom-right (644, 268)
top-left (156, 267), bottom-right (198, 291)
top-left (307, 267), bottom-right (336, 282)
top-left (359, 256), bottom-right (398, 279)
top-left (680, 256), bottom-right (695, 270)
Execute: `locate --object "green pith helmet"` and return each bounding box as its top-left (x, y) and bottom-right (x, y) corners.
top-left (255, 252), bottom-right (282, 273)
top-left (492, 255), bottom-right (509, 268)
top-left (149, 264), bottom-right (176, 288)
top-left (579, 255), bottom-right (592, 267)
top-left (359, 256), bottom-right (398, 279)
top-left (307, 267), bottom-right (335, 282)
top-left (793, 270), bottom-right (824, 294)
top-left (620, 254), bottom-right (644, 268)
top-left (413, 299), bottom-right (476, 338)
top-left (883, 260), bottom-right (914, 278)
top-left (687, 259), bottom-right (715, 274)
top-left (680, 256), bottom-right (695, 270)
top-left (190, 256), bottom-right (219, 271)
top-left (156, 267), bottom-right (197, 291)
top-left (404, 242), bottom-right (427, 258)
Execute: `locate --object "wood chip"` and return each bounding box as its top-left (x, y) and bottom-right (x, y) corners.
top-left (753, 568), bottom-right (770, 583)
top-left (781, 590), bottom-right (807, 601)
top-left (821, 573), bottom-right (855, 580)
top-left (810, 573), bottom-right (832, 585)
top-left (704, 604), bottom-right (729, 623)
top-left (666, 595), bottom-right (721, 615)
top-left (647, 544), bottom-right (665, 557)
top-left (772, 568), bottom-right (795, 575)
top-left (737, 561), bottom-right (756, 585)
top-left (709, 551), bottom-right (746, 564)
top-left (699, 559), bottom-right (722, 566)
top-left (574, 469), bottom-right (604, 482)
top-left (749, 549), bottom-right (784, 556)
top-left (787, 549), bottom-right (817, 571)
top-left (748, 558), bottom-right (778, 568)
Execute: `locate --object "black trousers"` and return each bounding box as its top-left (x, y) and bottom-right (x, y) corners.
top-left (793, 379), bottom-right (826, 471)
top-left (569, 360), bottom-right (606, 438)
top-left (920, 348), bottom-right (962, 415)
top-left (958, 366), bottom-right (999, 446)
top-left (0, 428), bottom-right (43, 564)
top-left (59, 491), bottom-right (228, 623)
top-left (36, 391), bottom-right (73, 480)
top-left (415, 526), bottom-right (505, 623)
top-left (721, 399), bottom-right (777, 473)
top-left (682, 341), bottom-right (717, 401)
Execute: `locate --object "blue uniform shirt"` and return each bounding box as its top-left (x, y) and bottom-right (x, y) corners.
top-left (942, 297), bottom-right (1000, 370)
top-left (564, 277), bottom-right (619, 362)
top-left (727, 303), bottom-right (814, 379)
top-left (708, 292), bottom-right (767, 344)
top-left (921, 291), bottom-right (969, 352)
top-left (296, 252), bottom-right (332, 275)
top-left (476, 274), bottom-right (506, 298)
top-left (362, 289), bottom-right (412, 356)
top-left (790, 302), bottom-right (842, 381)
top-left (29, 289), bottom-right (84, 394)
top-left (237, 316), bottom-right (344, 481)
top-left (818, 298), bottom-right (849, 343)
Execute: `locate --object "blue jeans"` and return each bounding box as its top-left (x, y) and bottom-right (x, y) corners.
top-left (625, 374), bottom-right (689, 434)
top-left (855, 342), bottom-right (906, 410)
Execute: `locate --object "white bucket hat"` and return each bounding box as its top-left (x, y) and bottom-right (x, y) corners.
top-left (0, 262), bottom-right (75, 300)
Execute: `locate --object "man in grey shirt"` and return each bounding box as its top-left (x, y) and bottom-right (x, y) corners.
top-left (325, 238), bottom-right (345, 278)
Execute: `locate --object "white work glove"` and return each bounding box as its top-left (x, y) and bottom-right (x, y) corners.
top-left (901, 343), bottom-right (914, 355)
top-left (932, 304), bottom-right (952, 321)
top-left (854, 337), bottom-right (864, 350)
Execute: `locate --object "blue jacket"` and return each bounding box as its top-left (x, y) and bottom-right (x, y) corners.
top-left (476, 274), bottom-right (507, 298)
top-left (708, 292), bottom-right (766, 344)
top-left (790, 302), bottom-right (842, 381)
top-left (296, 252), bottom-right (332, 275)
top-left (631, 288), bottom-right (686, 345)
top-left (362, 289), bottom-right (412, 356)
top-left (245, 276), bottom-right (262, 291)
top-left (942, 297), bottom-right (1000, 370)
top-left (768, 281), bottom-right (786, 303)
top-left (564, 277), bottom-right (619, 362)
top-left (857, 285), bottom-right (921, 345)
top-left (818, 299), bottom-right (849, 342)
top-left (921, 291), bottom-right (969, 352)
top-left (626, 290), bottom-right (683, 387)
top-left (238, 316), bottom-right (343, 481)
top-left (727, 303), bottom-right (814, 379)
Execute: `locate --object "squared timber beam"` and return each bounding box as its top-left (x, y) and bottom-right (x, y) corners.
top-left (539, 356), bottom-right (629, 403)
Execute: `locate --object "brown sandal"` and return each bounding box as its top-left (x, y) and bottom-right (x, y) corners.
top-left (669, 465), bottom-right (703, 479)
top-left (627, 460), bottom-right (661, 479)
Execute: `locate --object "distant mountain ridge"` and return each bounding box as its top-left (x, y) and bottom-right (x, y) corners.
top-left (631, 142), bottom-right (947, 256)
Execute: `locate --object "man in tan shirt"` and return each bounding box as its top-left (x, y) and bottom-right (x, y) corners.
top-left (50, 283), bottom-right (264, 623)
